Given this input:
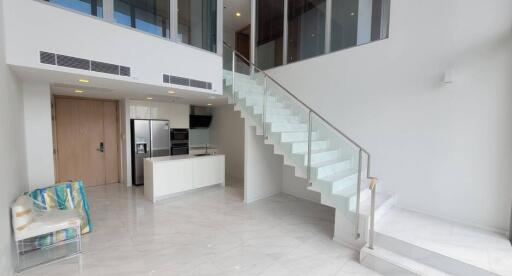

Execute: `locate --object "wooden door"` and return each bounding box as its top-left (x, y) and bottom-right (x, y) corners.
top-left (54, 97), bottom-right (119, 187)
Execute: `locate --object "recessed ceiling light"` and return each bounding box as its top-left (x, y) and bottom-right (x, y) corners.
top-left (168, 90), bottom-right (176, 94)
top-left (78, 79), bottom-right (89, 83)
top-left (207, 103), bottom-right (213, 106)
top-left (235, 12), bottom-right (241, 17)
top-left (147, 97), bottom-right (153, 100)
top-left (74, 89), bottom-right (84, 93)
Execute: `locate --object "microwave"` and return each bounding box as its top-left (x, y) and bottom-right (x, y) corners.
top-left (170, 128), bottom-right (189, 142)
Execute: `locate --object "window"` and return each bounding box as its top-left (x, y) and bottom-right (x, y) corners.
top-left (331, 0), bottom-right (390, 52)
top-left (287, 0), bottom-right (326, 62)
top-left (177, 0), bottom-right (218, 52)
top-left (46, 0), bottom-right (103, 17)
top-left (114, 0), bottom-right (170, 38)
top-left (255, 0), bottom-right (284, 70)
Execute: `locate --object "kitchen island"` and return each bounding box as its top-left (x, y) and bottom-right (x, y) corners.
top-left (143, 154), bottom-right (225, 203)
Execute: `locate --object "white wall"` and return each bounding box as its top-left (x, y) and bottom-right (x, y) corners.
top-left (22, 83), bottom-right (55, 189)
top-left (209, 105), bottom-right (245, 181)
top-left (244, 126), bottom-right (282, 203)
top-left (3, 0), bottom-right (222, 95)
top-left (0, 0), bottom-right (28, 274)
top-left (266, 0), bottom-right (512, 232)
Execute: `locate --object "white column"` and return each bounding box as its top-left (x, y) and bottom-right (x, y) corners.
top-left (250, 0), bottom-right (256, 65)
top-left (324, 0), bottom-right (332, 54)
top-left (283, 0), bottom-right (288, 65)
top-left (217, 0), bottom-right (223, 56)
top-left (170, 0), bottom-right (178, 41)
top-left (103, 0), bottom-right (114, 22)
top-left (22, 83), bottom-right (55, 189)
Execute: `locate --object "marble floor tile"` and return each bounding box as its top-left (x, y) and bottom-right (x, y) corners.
top-left (18, 182), bottom-right (379, 276)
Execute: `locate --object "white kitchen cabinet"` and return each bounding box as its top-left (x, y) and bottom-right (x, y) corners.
top-left (129, 100), bottom-right (189, 128)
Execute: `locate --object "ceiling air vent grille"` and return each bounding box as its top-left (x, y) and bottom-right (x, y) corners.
top-left (190, 79), bottom-right (209, 89)
top-left (120, 66), bottom-right (131, 77)
top-left (163, 74), bottom-right (212, 90)
top-left (56, 54), bottom-right (90, 70)
top-left (163, 74), bottom-right (170, 83)
top-left (40, 51), bottom-right (56, 65)
top-left (91, 61), bottom-right (119, 75)
top-left (39, 51), bottom-right (131, 77)
top-left (170, 75), bottom-right (190, 86)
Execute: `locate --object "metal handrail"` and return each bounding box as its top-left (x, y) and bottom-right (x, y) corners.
top-left (224, 42), bottom-right (377, 241)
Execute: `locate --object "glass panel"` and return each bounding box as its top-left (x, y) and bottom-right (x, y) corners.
top-left (178, 0), bottom-right (218, 52)
top-left (331, 0), bottom-right (390, 52)
top-left (114, 0), bottom-right (170, 38)
top-left (255, 0), bottom-right (284, 70)
top-left (287, 0), bottom-right (326, 63)
top-left (46, 0), bottom-right (103, 17)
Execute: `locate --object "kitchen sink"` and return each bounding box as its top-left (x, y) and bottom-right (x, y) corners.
top-left (194, 153), bottom-right (212, 156)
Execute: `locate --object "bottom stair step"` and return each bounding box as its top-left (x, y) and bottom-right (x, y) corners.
top-left (360, 246), bottom-right (450, 276)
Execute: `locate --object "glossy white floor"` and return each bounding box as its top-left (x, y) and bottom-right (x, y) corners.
top-left (18, 181), bottom-right (381, 276)
top-left (375, 208), bottom-right (512, 275)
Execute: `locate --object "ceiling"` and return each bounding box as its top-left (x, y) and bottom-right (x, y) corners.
top-left (12, 65), bottom-right (228, 107)
top-left (223, 0), bottom-right (251, 33)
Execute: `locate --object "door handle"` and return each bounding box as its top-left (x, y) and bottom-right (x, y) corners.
top-left (97, 142), bottom-right (104, 153)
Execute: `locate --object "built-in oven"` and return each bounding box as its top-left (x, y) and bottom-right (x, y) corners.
top-left (170, 129), bottom-right (189, 155)
top-left (171, 128), bottom-right (189, 141)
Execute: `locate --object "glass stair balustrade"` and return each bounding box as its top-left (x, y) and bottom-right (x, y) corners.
top-left (222, 43), bottom-right (377, 243)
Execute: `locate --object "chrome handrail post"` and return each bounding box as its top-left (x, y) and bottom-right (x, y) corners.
top-left (355, 148), bottom-right (363, 239)
top-left (232, 51), bottom-right (236, 102)
top-left (307, 110), bottom-right (313, 184)
top-left (263, 75), bottom-right (268, 140)
top-left (369, 178), bottom-right (377, 250)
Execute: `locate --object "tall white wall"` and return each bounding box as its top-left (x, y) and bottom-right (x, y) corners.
top-left (267, 0), bottom-right (512, 232)
top-left (2, 0), bottom-right (222, 95)
top-left (209, 105), bottom-right (245, 181)
top-left (244, 126), bottom-right (282, 203)
top-left (22, 83), bottom-right (55, 189)
top-left (0, 0), bottom-right (28, 274)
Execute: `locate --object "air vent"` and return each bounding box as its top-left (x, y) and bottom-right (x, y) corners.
top-left (40, 51), bottom-right (56, 65)
top-left (170, 75), bottom-right (190, 86)
top-left (39, 51), bottom-right (131, 77)
top-left (163, 74), bottom-right (212, 90)
top-left (56, 54), bottom-right (90, 70)
top-left (91, 61), bottom-right (119, 75)
top-left (190, 79), bottom-right (208, 89)
top-left (120, 66), bottom-right (130, 77)
top-left (163, 74), bottom-right (170, 83)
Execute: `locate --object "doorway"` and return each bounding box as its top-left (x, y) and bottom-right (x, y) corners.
top-left (236, 25), bottom-right (251, 62)
top-left (53, 97), bottom-right (120, 187)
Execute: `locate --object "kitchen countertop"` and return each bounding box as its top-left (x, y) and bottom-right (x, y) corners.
top-left (145, 154), bottom-right (223, 162)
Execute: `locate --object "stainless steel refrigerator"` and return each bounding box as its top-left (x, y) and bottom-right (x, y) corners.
top-left (131, 119), bottom-right (170, 186)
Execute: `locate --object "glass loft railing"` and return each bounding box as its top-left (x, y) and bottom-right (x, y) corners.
top-left (223, 42), bottom-right (378, 247)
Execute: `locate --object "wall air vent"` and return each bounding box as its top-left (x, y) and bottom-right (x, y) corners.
top-left (40, 51), bottom-right (56, 65)
top-left (56, 54), bottom-right (90, 70)
top-left (91, 61), bottom-right (119, 75)
top-left (39, 51), bottom-right (131, 77)
top-left (170, 75), bottom-right (190, 86)
top-left (163, 74), bottom-right (170, 83)
top-left (162, 74), bottom-right (212, 90)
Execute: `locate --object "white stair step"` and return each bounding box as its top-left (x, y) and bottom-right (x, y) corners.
top-left (265, 114), bottom-right (303, 124)
top-left (253, 106), bottom-right (292, 116)
top-left (271, 122), bottom-right (308, 132)
top-left (374, 232), bottom-right (502, 276)
top-left (280, 131), bottom-right (320, 142)
top-left (291, 140), bottom-right (330, 153)
top-left (321, 171), bottom-right (359, 193)
top-left (360, 246), bottom-right (450, 276)
top-left (313, 159), bottom-right (353, 179)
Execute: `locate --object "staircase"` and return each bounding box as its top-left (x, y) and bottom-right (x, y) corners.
top-left (222, 44), bottom-right (395, 250)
